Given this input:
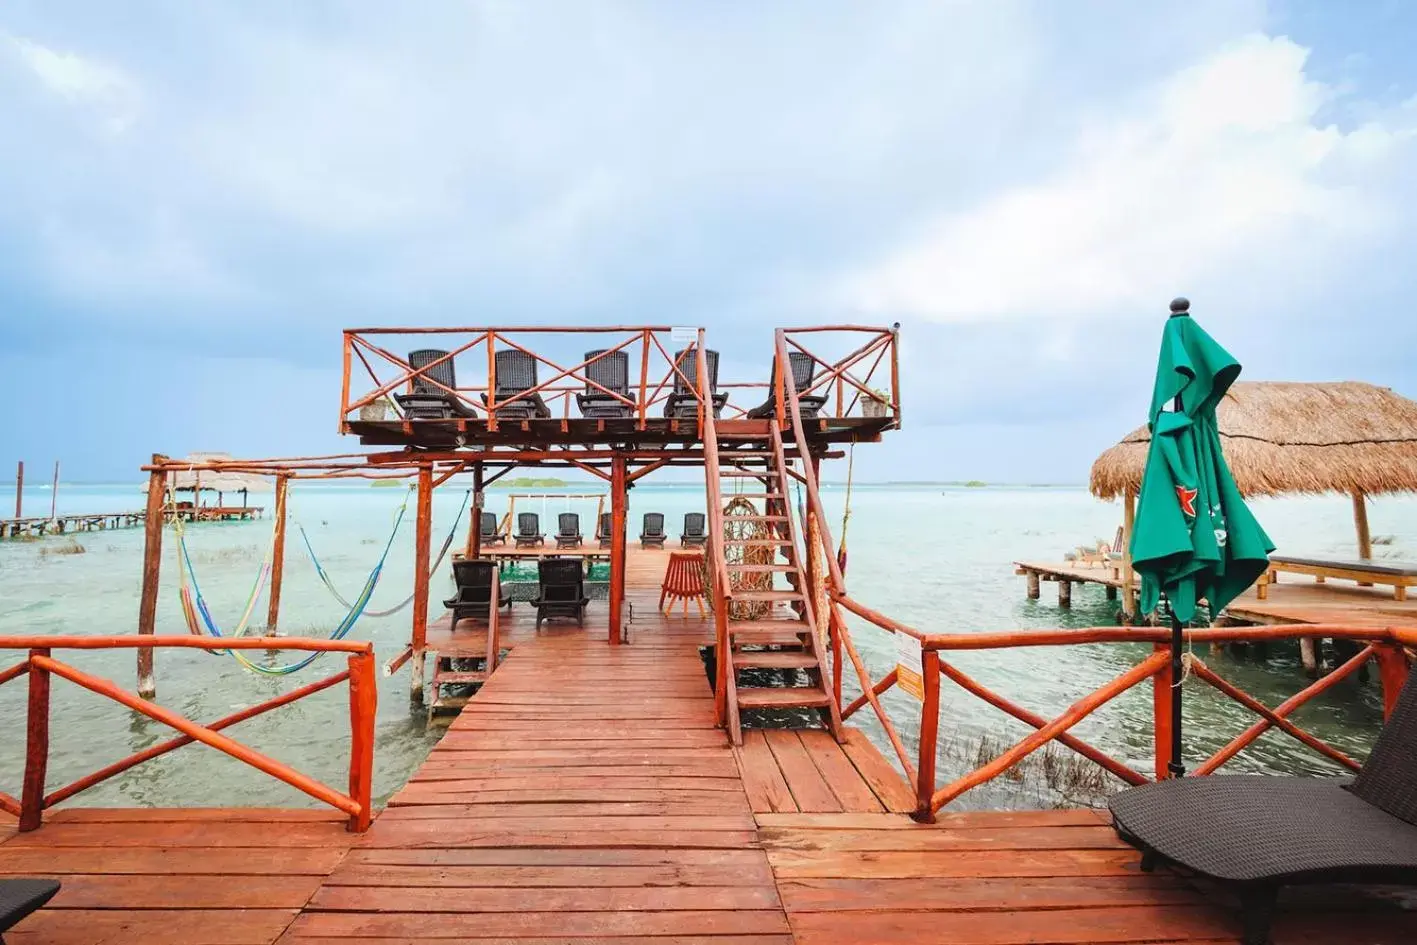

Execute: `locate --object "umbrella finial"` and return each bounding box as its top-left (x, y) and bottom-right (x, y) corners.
top-left (1169, 297), bottom-right (1191, 317)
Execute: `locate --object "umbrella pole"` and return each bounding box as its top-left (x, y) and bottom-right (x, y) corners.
top-left (1169, 610), bottom-right (1185, 777)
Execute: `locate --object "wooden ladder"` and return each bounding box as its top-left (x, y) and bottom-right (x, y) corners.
top-left (710, 419), bottom-right (842, 745)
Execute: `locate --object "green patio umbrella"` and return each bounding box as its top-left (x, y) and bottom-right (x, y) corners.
top-left (1131, 298), bottom-right (1274, 774)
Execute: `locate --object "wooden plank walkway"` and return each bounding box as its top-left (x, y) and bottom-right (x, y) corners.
top-left (4, 575), bottom-right (1413, 941)
top-left (1016, 558), bottom-right (1417, 627)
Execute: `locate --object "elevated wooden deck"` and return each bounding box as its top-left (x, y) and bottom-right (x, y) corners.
top-left (1016, 559), bottom-right (1417, 627)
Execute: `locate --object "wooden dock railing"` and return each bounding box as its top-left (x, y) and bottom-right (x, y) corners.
top-left (340, 326), bottom-right (717, 433)
top-left (776, 325), bottom-right (901, 426)
top-left (0, 636), bottom-right (377, 833)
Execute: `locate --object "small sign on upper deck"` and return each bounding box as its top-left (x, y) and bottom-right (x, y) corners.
top-left (895, 630), bottom-right (924, 701)
top-left (670, 326), bottom-right (698, 345)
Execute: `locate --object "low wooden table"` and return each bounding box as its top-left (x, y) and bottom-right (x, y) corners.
top-left (1261, 555), bottom-right (1417, 601)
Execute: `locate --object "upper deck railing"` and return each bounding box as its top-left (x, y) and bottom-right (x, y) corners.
top-left (338, 324), bottom-right (901, 441)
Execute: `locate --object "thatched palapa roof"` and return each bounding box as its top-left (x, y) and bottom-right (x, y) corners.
top-left (1091, 382), bottom-right (1417, 499)
top-left (168, 452), bottom-right (272, 494)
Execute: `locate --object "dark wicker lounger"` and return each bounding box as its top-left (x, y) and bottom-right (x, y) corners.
top-left (1, 879), bottom-right (61, 943)
top-left (1108, 670), bottom-right (1417, 945)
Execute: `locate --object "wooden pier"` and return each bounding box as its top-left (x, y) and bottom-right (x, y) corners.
top-left (0, 511), bottom-right (145, 540)
top-left (6, 556), bottom-right (1414, 942)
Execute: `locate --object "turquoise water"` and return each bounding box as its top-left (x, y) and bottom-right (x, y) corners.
top-left (1, 481), bottom-right (1411, 810)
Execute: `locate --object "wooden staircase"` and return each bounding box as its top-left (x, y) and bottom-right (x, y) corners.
top-left (707, 419), bottom-right (842, 745)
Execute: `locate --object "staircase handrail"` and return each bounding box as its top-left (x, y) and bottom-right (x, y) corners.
top-left (697, 332), bottom-right (736, 727)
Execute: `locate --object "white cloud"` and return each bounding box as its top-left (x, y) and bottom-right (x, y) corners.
top-left (5, 33), bottom-right (140, 133)
top-left (841, 35), bottom-right (1413, 323)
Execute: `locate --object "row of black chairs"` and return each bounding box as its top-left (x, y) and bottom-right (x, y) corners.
top-left (476, 511), bottom-right (707, 550)
top-left (391, 347), bottom-right (825, 422)
top-left (445, 557), bottom-right (588, 630)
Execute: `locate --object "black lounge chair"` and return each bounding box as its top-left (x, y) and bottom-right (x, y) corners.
top-left (680, 512), bottom-right (707, 547)
top-left (393, 349), bottom-right (478, 420)
top-left (482, 350), bottom-right (552, 420)
top-left (514, 512), bottom-right (544, 548)
top-left (532, 557), bottom-right (588, 628)
top-left (555, 512), bottom-right (583, 549)
top-left (664, 347), bottom-right (729, 419)
top-left (596, 512), bottom-right (613, 549)
top-left (1, 878), bottom-right (61, 942)
top-left (747, 350), bottom-right (828, 420)
top-left (640, 512), bottom-right (667, 548)
top-left (576, 349), bottom-right (633, 419)
top-left (1108, 670), bottom-right (1417, 945)
top-left (478, 511), bottom-right (506, 547)
top-left (443, 559), bottom-right (507, 631)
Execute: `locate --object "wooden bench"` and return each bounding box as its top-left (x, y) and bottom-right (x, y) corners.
top-left (1260, 555), bottom-right (1417, 601)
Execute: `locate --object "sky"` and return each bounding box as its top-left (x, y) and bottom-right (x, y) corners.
top-left (2, 1), bottom-right (1415, 485)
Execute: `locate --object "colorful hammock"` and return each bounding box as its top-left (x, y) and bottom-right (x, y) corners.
top-left (298, 489), bottom-right (470, 618)
top-left (176, 492), bottom-right (410, 676)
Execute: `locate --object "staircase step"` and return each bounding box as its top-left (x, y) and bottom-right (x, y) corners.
top-left (727, 563), bottom-right (796, 573)
top-left (733, 590), bottom-right (804, 603)
top-left (726, 539), bottom-right (794, 548)
top-left (737, 686), bottom-right (832, 709)
top-left (433, 671), bottom-right (488, 685)
top-left (731, 515), bottom-right (788, 523)
top-left (720, 450), bottom-right (774, 458)
top-left (733, 651), bottom-right (819, 670)
top-left (720, 470), bottom-right (774, 478)
top-left (730, 620), bottom-right (812, 645)
top-left (728, 493), bottom-right (782, 500)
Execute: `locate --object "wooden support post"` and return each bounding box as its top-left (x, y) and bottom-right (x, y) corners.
top-left (1105, 585), bottom-right (1117, 601)
top-left (1353, 490), bottom-right (1373, 586)
top-left (912, 649), bottom-right (941, 823)
top-left (1058, 580), bottom-right (1072, 608)
top-left (137, 457), bottom-right (167, 699)
top-left (21, 648), bottom-right (50, 832)
top-left (1151, 643), bottom-right (1173, 781)
top-left (410, 464), bottom-right (433, 704)
top-left (1026, 570), bottom-right (1040, 599)
top-left (14, 460), bottom-right (22, 519)
top-left (346, 650), bottom-right (377, 832)
top-left (1122, 486), bottom-right (1137, 619)
top-left (609, 454), bottom-right (627, 644)
top-left (266, 475), bottom-right (290, 632)
top-left (1299, 637), bottom-right (1319, 678)
top-left (470, 463), bottom-right (483, 559)
top-left (804, 454), bottom-right (828, 647)
top-left (49, 461), bottom-right (59, 520)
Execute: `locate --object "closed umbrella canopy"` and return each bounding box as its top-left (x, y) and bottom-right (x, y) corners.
top-left (1132, 302), bottom-right (1274, 622)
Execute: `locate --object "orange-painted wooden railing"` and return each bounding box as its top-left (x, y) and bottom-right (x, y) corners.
top-left (340, 326), bottom-right (722, 434)
top-left (815, 603), bottom-right (1415, 821)
top-left (697, 333), bottom-right (738, 735)
top-left (777, 325), bottom-right (901, 425)
top-left (0, 636), bottom-right (378, 833)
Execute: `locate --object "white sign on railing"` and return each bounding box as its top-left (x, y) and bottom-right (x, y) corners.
top-left (895, 630), bottom-right (924, 700)
top-left (670, 326), bottom-right (698, 345)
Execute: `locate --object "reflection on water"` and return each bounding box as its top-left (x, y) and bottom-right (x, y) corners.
top-left (0, 482), bottom-right (1410, 809)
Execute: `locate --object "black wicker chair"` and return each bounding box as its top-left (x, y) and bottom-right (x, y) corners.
top-left (640, 512), bottom-right (667, 548)
top-left (747, 350), bottom-right (828, 420)
top-left (680, 512), bottom-right (708, 547)
top-left (514, 512), bottom-right (544, 548)
top-left (1, 878), bottom-right (61, 943)
top-left (393, 349), bottom-right (478, 420)
top-left (482, 350), bottom-right (552, 419)
top-left (664, 347), bottom-right (729, 419)
top-left (555, 512), bottom-right (583, 549)
top-left (532, 557), bottom-right (589, 628)
top-left (478, 511), bottom-right (506, 547)
top-left (576, 349), bottom-right (633, 419)
top-left (443, 559), bottom-right (507, 631)
top-left (1108, 669), bottom-right (1417, 945)
top-left (596, 512), bottom-right (614, 549)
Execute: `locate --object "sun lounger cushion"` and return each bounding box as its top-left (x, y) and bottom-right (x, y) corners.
top-left (1268, 555), bottom-right (1417, 577)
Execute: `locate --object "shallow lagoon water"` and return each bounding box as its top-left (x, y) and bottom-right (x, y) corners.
top-left (1, 481), bottom-right (1410, 810)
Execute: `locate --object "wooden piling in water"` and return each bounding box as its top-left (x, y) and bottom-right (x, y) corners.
top-left (136, 456), bottom-right (168, 699)
top-left (266, 474), bottom-right (290, 632)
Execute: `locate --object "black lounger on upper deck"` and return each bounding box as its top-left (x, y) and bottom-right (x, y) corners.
top-left (576, 349), bottom-right (633, 419)
top-left (747, 350), bottom-right (828, 420)
top-left (664, 348), bottom-right (728, 419)
top-left (1, 878), bottom-right (61, 943)
top-left (394, 349), bottom-right (478, 420)
top-left (1108, 670), bottom-right (1417, 945)
top-left (482, 350), bottom-right (552, 419)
